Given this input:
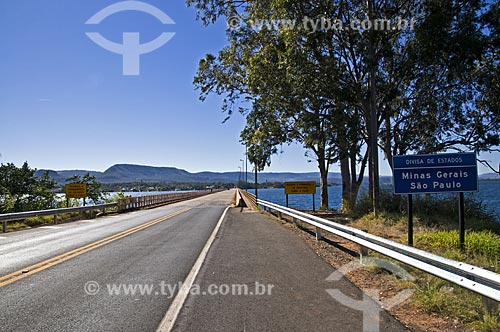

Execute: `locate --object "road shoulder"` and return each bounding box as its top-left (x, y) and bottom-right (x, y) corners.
top-left (172, 207), bottom-right (407, 332)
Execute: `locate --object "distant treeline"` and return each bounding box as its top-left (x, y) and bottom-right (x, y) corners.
top-left (91, 182), bottom-right (234, 192)
top-left (95, 181), bottom-right (295, 192)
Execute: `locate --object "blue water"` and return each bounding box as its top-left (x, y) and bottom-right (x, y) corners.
top-left (58, 191), bottom-right (194, 206)
top-left (248, 180), bottom-right (500, 219)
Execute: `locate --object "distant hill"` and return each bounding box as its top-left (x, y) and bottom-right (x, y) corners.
top-left (39, 163), bottom-right (492, 185)
top-left (36, 164), bottom-right (346, 184)
top-left (479, 173), bottom-right (500, 180)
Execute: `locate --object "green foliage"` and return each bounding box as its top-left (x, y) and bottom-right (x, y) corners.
top-left (99, 181), bottom-right (235, 192)
top-left (66, 173), bottom-right (106, 204)
top-left (411, 271), bottom-right (500, 332)
top-left (352, 189), bottom-right (500, 331)
top-left (357, 189), bottom-right (500, 232)
top-left (417, 230), bottom-right (500, 259)
top-left (0, 185), bottom-right (14, 213)
top-left (105, 192), bottom-right (126, 203)
top-left (0, 162), bottom-right (56, 213)
top-left (469, 312), bottom-right (500, 332)
top-left (189, 0), bottom-right (500, 213)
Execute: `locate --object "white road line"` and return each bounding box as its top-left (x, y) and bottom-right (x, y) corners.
top-left (79, 220), bottom-right (98, 223)
top-left (39, 226), bottom-right (63, 229)
top-left (156, 206), bottom-right (230, 332)
top-left (0, 236), bottom-right (6, 239)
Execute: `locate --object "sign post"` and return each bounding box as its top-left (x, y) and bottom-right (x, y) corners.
top-left (407, 194), bottom-right (413, 247)
top-left (393, 152), bottom-right (478, 248)
top-left (284, 181), bottom-right (317, 211)
top-left (458, 192), bottom-right (465, 251)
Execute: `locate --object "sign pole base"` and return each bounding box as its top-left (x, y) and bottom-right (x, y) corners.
top-left (408, 194), bottom-right (413, 247)
top-left (459, 192), bottom-right (465, 251)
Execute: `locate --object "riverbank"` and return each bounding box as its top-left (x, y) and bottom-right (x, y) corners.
top-left (249, 180), bottom-right (500, 221)
top-left (277, 207), bottom-right (500, 332)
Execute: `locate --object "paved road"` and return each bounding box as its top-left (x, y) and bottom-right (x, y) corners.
top-left (0, 190), bottom-right (234, 332)
top-left (0, 191), bottom-right (408, 332)
top-left (172, 207), bottom-right (408, 332)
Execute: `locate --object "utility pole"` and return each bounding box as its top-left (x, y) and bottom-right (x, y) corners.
top-left (240, 159), bottom-right (245, 187)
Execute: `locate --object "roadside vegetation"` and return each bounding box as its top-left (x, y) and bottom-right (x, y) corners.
top-left (0, 162), bottom-right (56, 214)
top-left (329, 192), bottom-right (500, 332)
top-left (0, 162), bottom-right (111, 231)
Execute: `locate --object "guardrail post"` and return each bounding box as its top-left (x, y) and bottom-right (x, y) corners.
top-left (2, 221), bottom-right (6, 233)
top-left (53, 214), bottom-right (57, 225)
top-left (315, 227), bottom-right (323, 241)
top-left (482, 266), bottom-right (499, 317)
top-left (292, 217), bottom-right (297, 227)
top-left (359, 229), bottom-right (369, 264)
top-left (360, 246), bottom-right (369, 264)
top-left (277, 211), bottom-right (282, 220)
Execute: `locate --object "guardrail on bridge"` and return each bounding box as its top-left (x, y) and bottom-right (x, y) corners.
top-left (1, 190), bottom-right (221, 233)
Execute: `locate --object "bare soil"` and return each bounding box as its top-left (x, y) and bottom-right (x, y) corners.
top-left (272, 210), bottom-right (466, 332)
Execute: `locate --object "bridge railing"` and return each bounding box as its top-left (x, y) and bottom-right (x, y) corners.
top-left (238, 189), bottom-right (500, 303)
top-left (1, 190), bottom-right (222, 233)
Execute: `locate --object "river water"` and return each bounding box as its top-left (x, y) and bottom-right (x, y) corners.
top-left (248, 180), bottom-right (500, 220)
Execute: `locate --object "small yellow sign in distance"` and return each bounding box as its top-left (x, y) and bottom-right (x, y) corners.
top-left (284, 181), bottom-right (316, 195)
top-left (65, 184), bottom-right (87, 199)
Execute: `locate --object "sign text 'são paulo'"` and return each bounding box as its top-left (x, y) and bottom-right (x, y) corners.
top-left (392, 153), bottom-right (478, 194)
top-left (284, 181), bottom-right (317, 195)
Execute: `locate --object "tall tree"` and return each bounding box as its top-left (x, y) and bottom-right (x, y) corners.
top-left (0, 162), bottom-right (56, 213)
top-left (189, 0), bottom-right (500, 211)
top-left (378, 0), bottom-right (500, 164)
top-left (191, 0), bottom-right (367, 210)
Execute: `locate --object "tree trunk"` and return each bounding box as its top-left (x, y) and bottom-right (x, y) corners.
top-left (349, 152), bottom-right (359, 210)
top-left (368, 0), bottom-right (380, 215)
top-left (340, 154), bottom-right (352, 212)
top-left (317, 150), bottom-right (329, 210)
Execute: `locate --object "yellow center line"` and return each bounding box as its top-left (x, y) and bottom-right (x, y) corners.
top-left (0, 208), bottom-right (191, 288)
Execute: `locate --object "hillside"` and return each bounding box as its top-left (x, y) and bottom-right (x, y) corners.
top-left (36, 164), bottom-right (346, 184)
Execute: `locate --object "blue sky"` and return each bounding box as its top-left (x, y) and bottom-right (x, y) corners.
top-left (0, 1), bottom-right (498, 176)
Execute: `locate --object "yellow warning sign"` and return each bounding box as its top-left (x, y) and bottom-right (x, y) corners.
top-left (284, 182), bottom-right (316, 195)
top-left (65, 184), bottom-right (87, 199)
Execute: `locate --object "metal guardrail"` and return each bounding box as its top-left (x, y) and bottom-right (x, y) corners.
top-left (1, 190), bottom-right (222, 233)
top-left (238, 190), bottom-right (500, 302)
top-left (0, 203), bottom-right (118, 233)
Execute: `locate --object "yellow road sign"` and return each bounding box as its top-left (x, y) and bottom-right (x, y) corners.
top-left (65, 184), bottom-right (87, 199)
top-left (284, 181), bottom-right (316, 195)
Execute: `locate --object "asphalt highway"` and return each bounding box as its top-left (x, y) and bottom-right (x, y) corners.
top-left (172, 207), bottom-right (407, 332)
top-left (0, 190), bottom-right (234, 332)
top-left (0, 190), bottom-right (408, 332)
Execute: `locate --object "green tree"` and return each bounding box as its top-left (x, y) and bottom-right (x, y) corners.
top-left (0, 185), bottom-right (14, 213)
top-left (192, 0), bottom-right (356, 210)
top-left (66, 173), bottom-right (106, 204)
top-left (0, 162), bottom-right (56, 213)
top-left (189, 0), bottom-right (500, 211)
